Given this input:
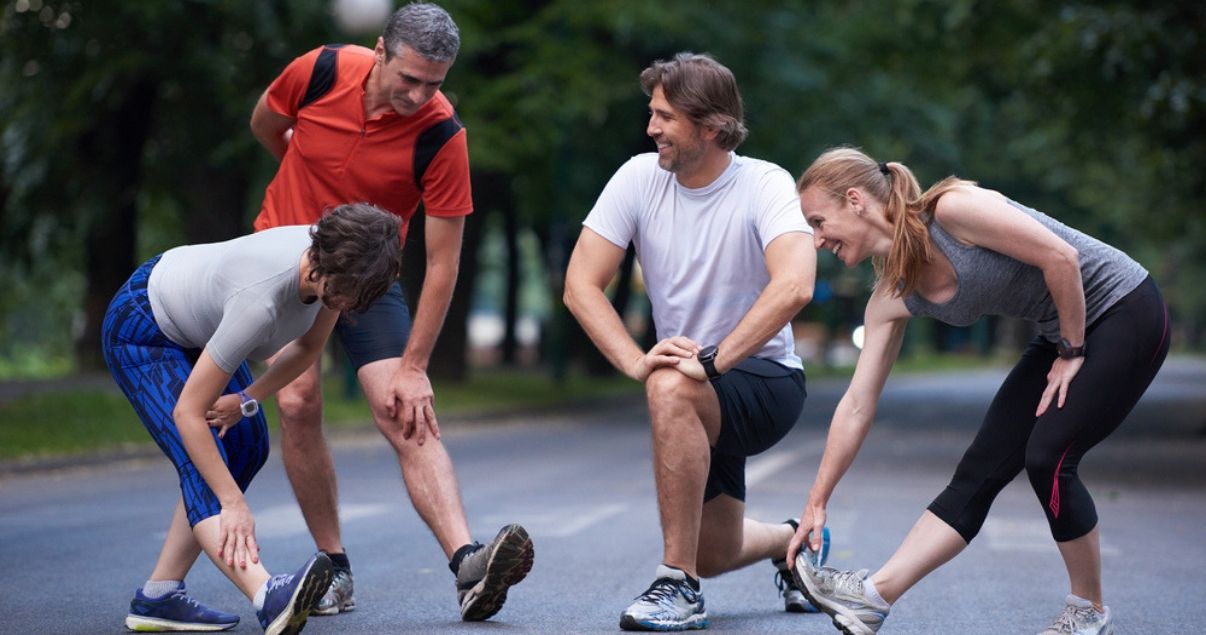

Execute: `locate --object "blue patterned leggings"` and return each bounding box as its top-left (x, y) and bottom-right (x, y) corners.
top-left (102, 255), bottom-right (269, 526)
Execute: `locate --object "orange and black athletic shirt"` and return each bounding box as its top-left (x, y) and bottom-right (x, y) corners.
top-left (255, 44), bottom-right (473, 242)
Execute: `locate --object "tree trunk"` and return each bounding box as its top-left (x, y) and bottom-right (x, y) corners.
top-left (501, 192), bottom-right (521, 365)
top-left (181, 170), bottom-right (249, 244)
top-left (75, 79), bottom-right (159, 370)
top-left (400, 204), bottom-right (482, 383)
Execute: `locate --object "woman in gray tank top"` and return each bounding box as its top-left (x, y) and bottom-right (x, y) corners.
top-left (784, 148), bottom-right (1167, 635)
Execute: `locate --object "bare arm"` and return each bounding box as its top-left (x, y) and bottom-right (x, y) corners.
top-left (173, 350), bottom-right (258, 568)
top-left (205, 308), bottom-right (340, 435)
top-left (564, 228), bottom-right (697, 380)
top-left (935, 187), bottom-right (1085, 415)
top-left (788, 290), bottom-right (910, 563)
top-left (385, 215), bottom-right (464, 444)
top-left (249, 89), bottom-right (295, 161)
top-left (711, 232), bottom-right (816, 372)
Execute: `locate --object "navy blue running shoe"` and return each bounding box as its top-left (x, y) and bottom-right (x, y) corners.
top-left (256, 553), bottom-right (333, 635)
top-left (125, 582), bottom-right (239, 632)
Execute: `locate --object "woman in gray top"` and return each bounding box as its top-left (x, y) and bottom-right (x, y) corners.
top-left (102, 203), bottom-right (400, 634)
top-left (785, 148), bottom-right (1167, 635)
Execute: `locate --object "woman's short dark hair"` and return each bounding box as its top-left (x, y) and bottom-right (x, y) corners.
top-left (639, 52), bottom-right (748, 151)
top-left (307, 203), bottom-right (402, 314)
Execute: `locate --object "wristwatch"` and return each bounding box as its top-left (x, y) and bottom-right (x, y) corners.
top-left (698, 345), bottom-right (722, 380)
top-left (1056, 338), bottom-right (1086, 360)
top-left (238, 391), bottom-right (260, 417)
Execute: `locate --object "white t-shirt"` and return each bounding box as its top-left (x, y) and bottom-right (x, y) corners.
top-left (583, 152), bottom-right (811, 369)
top-left (148, 225), bottom-right (323, 373)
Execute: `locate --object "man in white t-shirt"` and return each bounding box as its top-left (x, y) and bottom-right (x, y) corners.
top-left (564, 53), bottom-right (820, 631)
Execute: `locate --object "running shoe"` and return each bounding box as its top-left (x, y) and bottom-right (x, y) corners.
top-left (619, 564), bottom-right (709, 631)
top-left (774, 523), bottom-right (829, 613)
top-left (1038, 595), bottom-right (1113, 635)
top-left (125, 582), bottom-right (239, 632)
top-left (456, 524), bottom-right (535, 621)
top-left (792, 554), bottom-right (888, 635)
top-left (256, 552), bottom-right (333, 635)
top-left (312, 568), bottom-right (355, 616)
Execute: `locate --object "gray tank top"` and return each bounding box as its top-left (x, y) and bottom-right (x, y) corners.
top-left (903, 200), bottom-right (1148, 342)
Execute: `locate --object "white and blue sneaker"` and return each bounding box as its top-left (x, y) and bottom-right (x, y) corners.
top-left (1038, 595), bottom-right (1113, 635)
top-left (125, 582), bottom-right (239, 632)
top-left (792, 553), bottom-right (889, 635)
top-left (256, 553), bottom-right (333, 635)
top-left (619, 564), bottom-right (709, 631)
top-left (775, 522), bottom-right (830, 613)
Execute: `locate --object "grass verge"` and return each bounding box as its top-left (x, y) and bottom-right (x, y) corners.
top-left (0, 368), bottom-right (642, 462)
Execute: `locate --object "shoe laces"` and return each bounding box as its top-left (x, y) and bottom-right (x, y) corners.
top-left (1047, 604), bottom-right (1099, 633)
top-left (774, 569), bottom-right (800, 596)
top-left (169, 589), bottom-right (201, 609)
top-left (818, 567), bottom-right (869, 598)
top-left (636, 577), bottom-right (689, 605)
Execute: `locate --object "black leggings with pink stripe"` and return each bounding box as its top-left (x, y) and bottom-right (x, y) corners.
top-left (928, 276), bottom-right (1169, 543)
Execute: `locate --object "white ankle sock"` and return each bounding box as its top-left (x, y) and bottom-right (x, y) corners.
top-left (863, 578), bottom-right (890, 609)
top-left (142, 580), bottom-right (181, 599)
top-left (253, 580), bottom-right (269, 610)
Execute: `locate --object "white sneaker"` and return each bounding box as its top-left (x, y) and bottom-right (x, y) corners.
top-left (1039, 595), bottom-right (1113, 635)
top-left (792, 552), bottom-right (888, 635)
top-left (619, 565), bottom-right (709, 631)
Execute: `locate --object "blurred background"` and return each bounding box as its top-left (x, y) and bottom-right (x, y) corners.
top-left (1, 0), bottom-right (1203, 389)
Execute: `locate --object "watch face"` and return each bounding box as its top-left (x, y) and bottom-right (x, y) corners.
top-left (240, 400), bottom-right (259, 417)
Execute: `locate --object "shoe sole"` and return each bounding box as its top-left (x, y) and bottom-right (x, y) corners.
top-left (792, 557), bottom-right (877, 635)
top-left (265, 554), bottom-right (334, 635)
top-left (618, 613), bottom-right (710, 631)
top-left (784, 599), bottom-right (820, 614)
top-left (460, 524), bottom-right (535, 621)
top-left (124, 616), bottom-right (238, 632)
top-left (311, 597), bottom-right (356, 616)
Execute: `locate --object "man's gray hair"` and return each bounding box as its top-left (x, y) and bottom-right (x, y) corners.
top-left (382, 2), bottom-right (460, 63)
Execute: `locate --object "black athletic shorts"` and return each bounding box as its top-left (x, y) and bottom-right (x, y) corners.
top-left (334, 281), bottom-right (412, 370)
top-left (705, 357), bottom-right (807, 502)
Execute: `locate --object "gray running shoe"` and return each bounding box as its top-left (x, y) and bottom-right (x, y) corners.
top-left (775, 522), bottom-right (828, 613)
top-left (1038, 595), bottom-right (1113, 635)
top-left (456, 524), bottom-right (534, 621)
top-left (773, 560), bottom-right (818, 613)
top-left (792, 553), bottom-right (888, 635)
top-left (312, 569), bottom-right (355, 616)
top-left (619, 565), bottom-right (709, 631)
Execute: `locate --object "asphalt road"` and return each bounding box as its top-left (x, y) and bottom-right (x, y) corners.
top-left (2, 358), bottom-right (1204, 634)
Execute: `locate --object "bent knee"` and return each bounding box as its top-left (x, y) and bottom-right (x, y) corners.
top-left (645, 367), bottom-right (705, 403)
top-left (1023, 448), bottom-right (1064, 480)
top-left (276, 384), bottom-right (323, 428)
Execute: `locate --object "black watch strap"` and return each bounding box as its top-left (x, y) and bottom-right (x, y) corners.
top-left (1057, 338), bottom-right (1086, 359)
top-left (699, 345), bottom-right (721, 380)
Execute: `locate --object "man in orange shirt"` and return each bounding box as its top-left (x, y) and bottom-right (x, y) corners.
top-left (249, 2), bottom-right (532, 622)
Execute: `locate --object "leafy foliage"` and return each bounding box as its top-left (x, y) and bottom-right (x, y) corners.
top-left (1, 0), bottom-right (1203, 374)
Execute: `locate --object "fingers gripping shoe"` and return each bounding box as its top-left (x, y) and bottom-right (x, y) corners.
top-left (1039, 595), bottom-right (1113, 635)
top-left (313, 569), bottom-right (355, 616)
top-left (774, 524), bottom-right (829, 613)
top-left (125, 582), bottom-right (239, 632)
top-left (792, 554), bottom-right (888, 635)
top-left (456, 524), bottom-right (535, 621)
top-left (256, 553), bottom-right (333, 635)
top-left (619, 565), bottom-right (709, 631)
